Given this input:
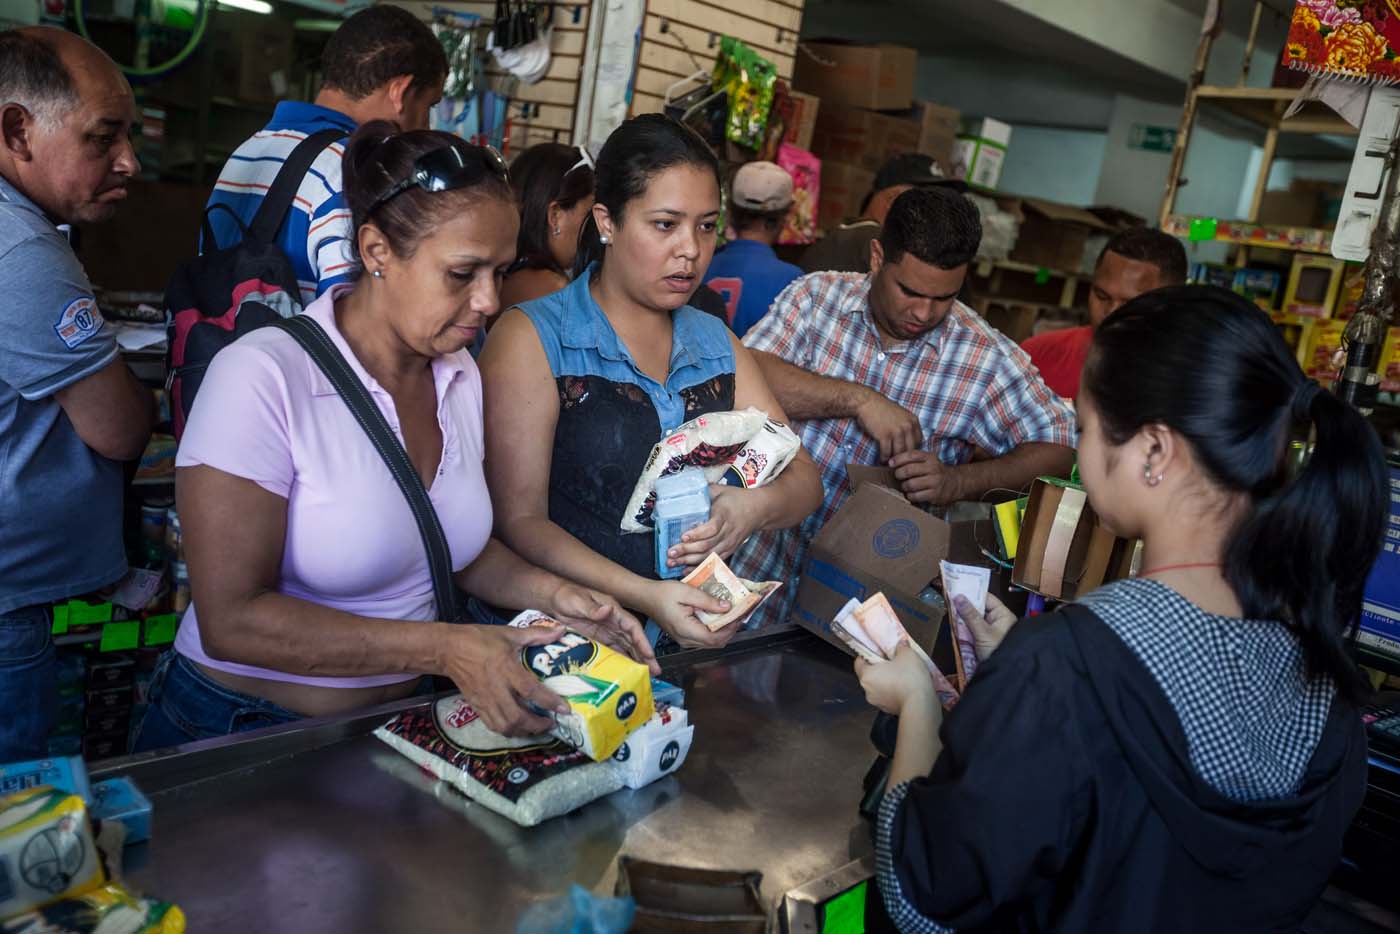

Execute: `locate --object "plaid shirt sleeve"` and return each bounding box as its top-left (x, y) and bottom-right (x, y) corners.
top-left (741, 273), bottom-right (815, 366)
top-left (965, 338), bottom-right (1077, 456)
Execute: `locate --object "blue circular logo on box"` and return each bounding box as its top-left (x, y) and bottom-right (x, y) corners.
top-left (873, 519), bottom-right (920, 558)
top-left (659, 740), bottom-right (681, 771)
top-left (616, 692), bottom-right (638, 720)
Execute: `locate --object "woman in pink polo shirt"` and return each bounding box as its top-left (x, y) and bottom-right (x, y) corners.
top-left (134, 123), bottom-right (655, 750)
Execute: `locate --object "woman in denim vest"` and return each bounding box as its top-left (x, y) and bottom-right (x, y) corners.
top-left (481, 115), bottom-right (822, 651)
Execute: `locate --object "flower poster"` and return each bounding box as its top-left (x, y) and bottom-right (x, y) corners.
top-left (1283, 0), bottom-right (1400, 82)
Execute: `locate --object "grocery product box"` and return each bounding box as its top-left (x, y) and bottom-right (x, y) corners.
top-left (953, 117), bottom-right (1012, 191)
top-left (1282, 254), bottom-right (1346, 318)
top-left (793, 41), bottom-right (917, 111)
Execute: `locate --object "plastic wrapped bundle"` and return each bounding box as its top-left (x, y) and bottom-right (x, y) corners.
top-left (375, 695), bottom-right (624, 828)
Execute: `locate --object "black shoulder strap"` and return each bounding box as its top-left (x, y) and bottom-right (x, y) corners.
top-left (249, 128), bottom-right (345, 245)
top-left (270, 314), bottom-right (462, 623)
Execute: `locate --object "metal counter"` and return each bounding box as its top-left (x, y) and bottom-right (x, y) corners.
top-left (93, 632), bottom-right (877, 932)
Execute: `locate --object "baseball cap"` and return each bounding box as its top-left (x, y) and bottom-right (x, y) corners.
top-left (731, 161), bottom-right (795, 212)
top-left (872, 153), bottom-right (966, 194)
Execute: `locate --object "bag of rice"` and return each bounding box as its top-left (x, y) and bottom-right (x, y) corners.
top-left (621, 408), bottom-right (800, 533)
top-left (374, 694), bottom-right (624, 828)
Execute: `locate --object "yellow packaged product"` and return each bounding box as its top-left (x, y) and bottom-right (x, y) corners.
top-left (0, 787), bottom-right (104, 920)
top-left (513, 612), bottom-right (653, 761)
top-left (1379, 327), bottom-right (1400, 393)
top-left (1, 881), bottom-right (184, 933)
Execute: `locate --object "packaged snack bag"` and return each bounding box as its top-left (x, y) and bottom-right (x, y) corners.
top-left (0, 787), bottom-right (105, 919)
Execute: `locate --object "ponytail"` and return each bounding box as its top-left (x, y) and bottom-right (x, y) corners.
top-left (1225, 382), bottom-right (1388, 700)
top-left (572, 211), bottom-right (604, 280)
top-left (1084, 286), bottom-right (1389, 701)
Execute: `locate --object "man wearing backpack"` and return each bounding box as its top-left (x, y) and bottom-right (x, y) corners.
top-left (0, 27), bottom-right (155, 762)
top-left (203, 5), bottom-right (448, 306)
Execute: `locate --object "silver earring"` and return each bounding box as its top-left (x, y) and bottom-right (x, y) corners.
top-left (372, 269), bottom-right (384, 278)
top-left (1144, 463), bottom-right (1163, 487)
top-left (599, 234), bottom-right (611, 245)
top-left (553, 227), bottom-right (561, 236)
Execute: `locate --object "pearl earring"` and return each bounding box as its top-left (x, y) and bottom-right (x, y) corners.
top-left (599, 234), bottom-right (611, 245)
top-left (372, 269), bottom-right (383, 278)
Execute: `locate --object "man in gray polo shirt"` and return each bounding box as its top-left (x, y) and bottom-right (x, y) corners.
top-left (1, 27), bottom-right (154, 761)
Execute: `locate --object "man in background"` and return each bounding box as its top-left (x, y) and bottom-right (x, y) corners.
top-left (735, 187), bottom-right (1074, 628)
top-left (204, 5), bottom-right (447, 304)
top-left (800, 153), bottom-right (964, 274)
top-left (0, 27), bottom-right (155, 760)
top-left (1022, 227), bottom-right (1188, 399)
top-left (704, 160), bottom-right (803, 337)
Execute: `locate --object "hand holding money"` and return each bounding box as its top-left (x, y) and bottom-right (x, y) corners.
top-left (855, 642), bottom-right (938, 717)
top-left (831, 592), bottom-right (960, 711)
top-left (680, 553), bottom-right (783, 632)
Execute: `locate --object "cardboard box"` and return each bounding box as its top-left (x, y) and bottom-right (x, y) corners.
top-left (953, 117), bottom-right (1012, 191)
top-left (1007, 197), bottom-right (1113, 273)
top-left (817, 160), bottom-right (876, 231)
top-left (908, 100), bottom-right (961, 170)
top-left (1012, 479), bottom-right (1137, 601)
top-left (793, 481), bottom-right (1010, 675)
top-left (784, 90), bottom-right (820, 152)
top-left (812, 104), bottom-right (922, 173)
top-left (793, 41), bottom-right (917, 111)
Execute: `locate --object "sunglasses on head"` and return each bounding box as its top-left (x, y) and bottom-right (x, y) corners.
top-left (367, 143), bottom-right (510, 215)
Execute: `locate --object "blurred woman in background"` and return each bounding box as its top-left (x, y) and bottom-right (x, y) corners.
top-left (498, 143), bottom-right (594, 310)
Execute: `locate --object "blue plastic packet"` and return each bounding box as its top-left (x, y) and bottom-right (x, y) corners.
top-left (516, 884), bottom-right (635, 934)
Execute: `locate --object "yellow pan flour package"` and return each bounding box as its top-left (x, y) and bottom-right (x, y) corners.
top-left (0, 787), bottom-right (105, 919)
top-left (511, 612), bottom-right (653, 761)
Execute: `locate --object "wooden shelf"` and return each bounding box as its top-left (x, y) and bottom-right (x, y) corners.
top-left (1162, 214), bottom-right (1334, 255)
top-left (1193, 85), bottom-right (1358, 136)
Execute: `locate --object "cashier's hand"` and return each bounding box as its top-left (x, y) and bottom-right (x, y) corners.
top-left (889, 451), bottom-right (962, 506)
top-left (645, 580), bottom-right (741, 649)
top-left (547, 582), bottom-right (661, 676)
top-left (857, 391), bottom-right (923, 460)
top-left (668, 486), bottom-right (763, 568)
top-left (855, 643), bottom-right (938, 717)
top-left (956, 593), bottom-right (1017, 662)
top-left (445, 624), bottom-right (571, 736)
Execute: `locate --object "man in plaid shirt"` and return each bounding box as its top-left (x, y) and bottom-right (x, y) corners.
top-left (732, 187), bottom-right (1076, 627)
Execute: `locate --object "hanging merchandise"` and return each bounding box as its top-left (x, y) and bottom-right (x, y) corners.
top-left (665, 82), bottom-right (728, 149)
top-left (777, 143), bottom-right (821, 246)
top-left (432, 9), bottom-right (485, 141)
top-left (711, 37), bottom-right (778, 151)
top-left (488, 1), bottom-right (553, 83)
top-left (1282, 0), bottom-right (1400, 83)
top-left (759, 82), bottom-right (796, 162)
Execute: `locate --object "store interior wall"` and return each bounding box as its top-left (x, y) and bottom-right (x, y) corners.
top-left (0, 0), bottom-right (38, 25)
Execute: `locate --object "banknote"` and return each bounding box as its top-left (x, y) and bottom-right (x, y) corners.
top-left (940, 561), bottom-right (989, 691)
top-left (683, 554), bottom-right (764, 631)
top-left (844, 593), bottom-right (960, 710)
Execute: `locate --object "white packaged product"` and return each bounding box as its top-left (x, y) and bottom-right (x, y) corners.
top-left (621, 408), bottom-right (800, 533)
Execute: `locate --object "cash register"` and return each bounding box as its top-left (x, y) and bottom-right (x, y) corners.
top-left (1335, 457), bottom-right (1400, 913)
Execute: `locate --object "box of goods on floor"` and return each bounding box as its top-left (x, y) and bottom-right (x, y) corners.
top-left (789, 467), bottom-right (1142, 703)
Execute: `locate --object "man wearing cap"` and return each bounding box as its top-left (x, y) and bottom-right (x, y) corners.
top-left (704, 161), bottom-right (804, 338)
top-left (800, 153), bottom-right (963, 275)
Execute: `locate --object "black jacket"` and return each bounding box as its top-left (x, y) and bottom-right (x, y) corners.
top-left (881, 603), bottom-right (1368, 933)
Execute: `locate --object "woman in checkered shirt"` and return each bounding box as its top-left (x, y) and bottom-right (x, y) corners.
top-left (856, 286), bottom-right (1386, 932)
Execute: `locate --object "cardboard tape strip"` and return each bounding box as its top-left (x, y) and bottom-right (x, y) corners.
top-left (1040, 487), bottom-right (1086, 599)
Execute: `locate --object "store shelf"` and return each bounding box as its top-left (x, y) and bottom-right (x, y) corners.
top-left (1194, 85), bottom-right (1359, 136)
top-left (1162, 214), bottom-right (1334, 255)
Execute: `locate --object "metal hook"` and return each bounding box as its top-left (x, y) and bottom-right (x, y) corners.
top-left (659, 16), bottom-right (669, 33)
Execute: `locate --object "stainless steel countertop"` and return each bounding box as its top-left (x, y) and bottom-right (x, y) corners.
top-left (95, 633), bottom-right (877, 932)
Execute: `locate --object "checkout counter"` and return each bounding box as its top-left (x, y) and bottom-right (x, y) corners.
top-left (83, 622), bottom-right (1400, 933)
top-left (91, 628), bottom-right (883, 932)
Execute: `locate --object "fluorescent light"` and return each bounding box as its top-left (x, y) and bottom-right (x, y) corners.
top-left (293, 17), bottom-right (342, 31)
top-left (216, 0), bottom-right (274, 14)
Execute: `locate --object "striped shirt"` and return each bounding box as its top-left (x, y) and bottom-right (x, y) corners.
top-left (732, 271), bottom-right (1075, 627)
top-left (203, 102), bottom-right (358, 305)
